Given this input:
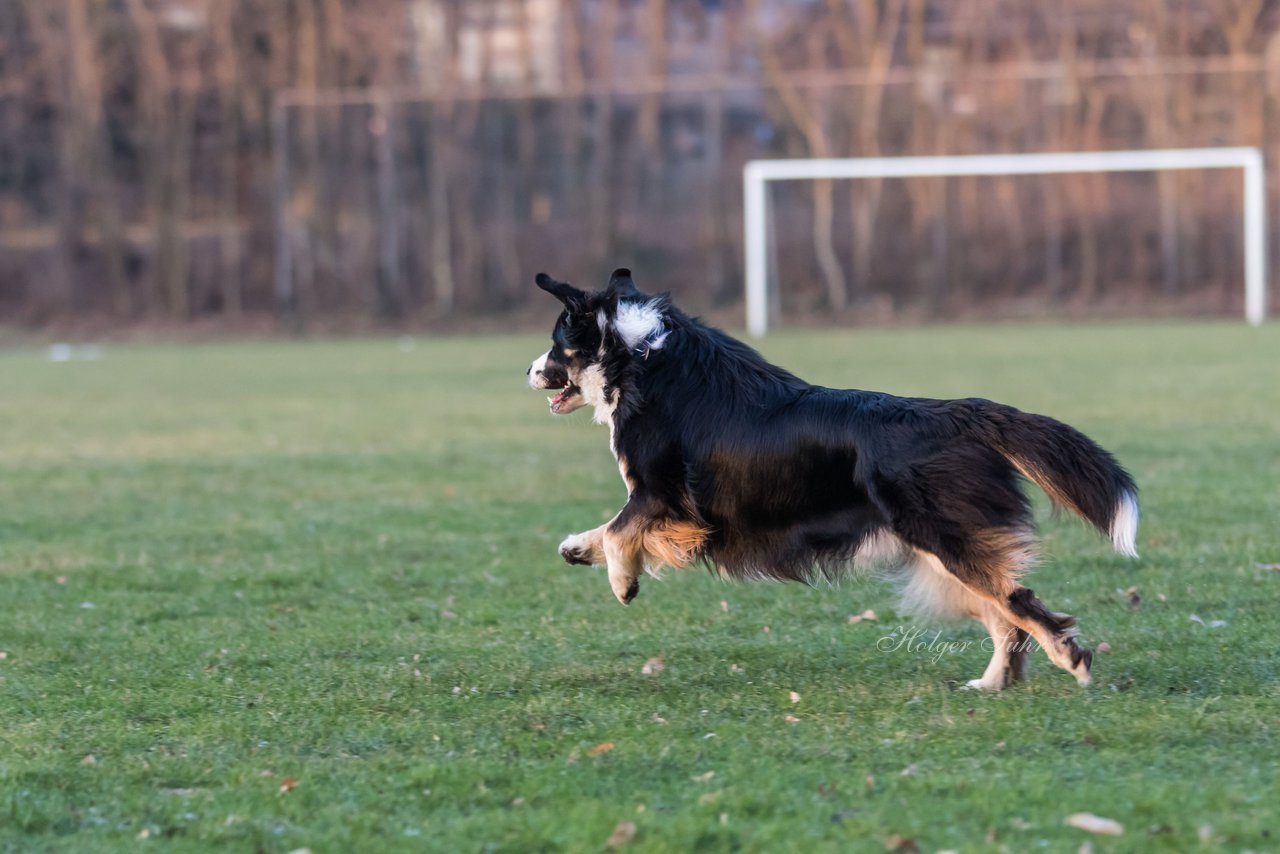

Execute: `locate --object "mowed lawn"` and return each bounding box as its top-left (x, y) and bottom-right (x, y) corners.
top-left (1, 322), bottom-right (1278, 852)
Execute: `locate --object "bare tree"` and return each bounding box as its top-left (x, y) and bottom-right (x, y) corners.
top-left (750, 0), bottom-right (848, 312)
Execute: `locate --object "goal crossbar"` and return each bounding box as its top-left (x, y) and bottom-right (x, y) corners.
top-left (743, 147), bottom-right (1267, 336)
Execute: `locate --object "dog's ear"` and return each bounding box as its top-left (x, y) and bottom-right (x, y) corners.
top-left (535, 273), bottom-right (586, 310)
top-left (601, 267), bottom-right (639, 316)
top-left (606, 268), bottom-right (639, 299)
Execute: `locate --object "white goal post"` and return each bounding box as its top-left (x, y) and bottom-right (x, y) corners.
top-left (743, 147), bottom-right (1267, 337)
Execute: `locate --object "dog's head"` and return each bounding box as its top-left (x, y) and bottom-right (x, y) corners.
top-left (526, 268), bottom-right (669, 415)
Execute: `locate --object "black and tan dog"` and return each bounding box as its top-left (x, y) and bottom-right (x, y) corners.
top-left (526, 269), bottom-right (1138, 689)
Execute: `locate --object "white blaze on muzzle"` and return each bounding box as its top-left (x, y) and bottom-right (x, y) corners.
top-left (527, 349), bottom-right (551, 389)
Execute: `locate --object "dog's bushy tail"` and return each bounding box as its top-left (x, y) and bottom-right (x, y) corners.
top-left (969, 402), bottom-right (1139, 557)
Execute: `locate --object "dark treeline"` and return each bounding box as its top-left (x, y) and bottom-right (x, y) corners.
top-left (1, 0), bottom-right (1277, 329)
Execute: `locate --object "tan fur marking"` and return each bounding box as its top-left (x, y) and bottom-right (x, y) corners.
top-left (616, 455), bottom-right (636, 495)
top-left (642, 519), bottom-right (710, 569)
top-left (1008, 456), bottom-right (1083, 518)
top-left (967, 526), bottom-right (1040, 585)
top-left (607, 516), bottom-right (710, 571)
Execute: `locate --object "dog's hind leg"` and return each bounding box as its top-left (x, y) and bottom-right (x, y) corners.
top-left (872, 444), bottom-right (1092, 686)
top-left (901, 550), bottom-right (1031, 690)
top-left (969, 603), bottom-right (1032, 690)
top-left (1002, 587), bottom-right (1092, 685)
top-left (907, 538), bottom-right (1091, 686)
top-left (1006, 626), bottom-right (1032, 683)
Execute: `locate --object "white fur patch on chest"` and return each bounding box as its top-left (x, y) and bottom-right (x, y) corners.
top-left (575, 364), bottom-right (615, 425)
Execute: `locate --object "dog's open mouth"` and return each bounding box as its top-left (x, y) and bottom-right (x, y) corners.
top-left (548, 382), bottom-right (583, 414)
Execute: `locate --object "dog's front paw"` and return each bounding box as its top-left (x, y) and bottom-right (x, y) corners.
top-left (560, 544), bottom-right (592, 565)
top-left (609, 573), bottom-right (640, 606)
top-left (558, 533), bottom-right (597, 566)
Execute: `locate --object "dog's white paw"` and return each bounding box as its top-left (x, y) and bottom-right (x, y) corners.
top-left (558, 533), bottom-right (598, 566)
top-left (963, 677), bottom-right (1006, 691)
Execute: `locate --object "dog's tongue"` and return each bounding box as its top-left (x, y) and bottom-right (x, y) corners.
top-left (549, 388), bottom-right (572, 412)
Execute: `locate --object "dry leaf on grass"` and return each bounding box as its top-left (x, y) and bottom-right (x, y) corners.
top-left (81, 754), bottom-right (95, 765)
top-left (784, 715), bottom-right (800, 724)
top-left (588, 742), bottom-right (615, 757)
top-left (788, 691), bottom-right (801, 703)
top-left (691, 770), bottom-right (715, 782)
top-left (1096, 642), bottom-right (1112, 653)
top-left (1064, 812), bottom-right (1123, 835)
top-left (883, 833), bottom-right (919, 852)
top-left (899, 763), bottom-right (919, 777)
top-left (1255, 563), bottom-right (1280, 571)
top-left (605, 821), bottom-right (637, 849)
top-left (278, 777), bottom-right (298, 794)
top-left (641, 656), bottom-right (665, 675)
top-left (847, 609), bottom-right (878, 624)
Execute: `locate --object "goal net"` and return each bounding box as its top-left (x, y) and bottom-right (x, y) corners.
top-left (742, 148), bottom-right (1266, 337)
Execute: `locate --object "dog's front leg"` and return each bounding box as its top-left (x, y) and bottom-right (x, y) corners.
top-left (603, 528), bottom-right (643, 606)
top-left (559, 519), bottom-right (641, 604)
top-left (601, 505), bottom-right (649, 606)
top-left (559, 525), bottom-right (606, 566)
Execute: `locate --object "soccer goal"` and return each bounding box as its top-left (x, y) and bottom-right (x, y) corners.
top-left (742, 147), bottom-right (1267, 337)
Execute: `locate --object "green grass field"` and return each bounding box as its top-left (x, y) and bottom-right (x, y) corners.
top-left (1, 322), bottom-right (1278, 852)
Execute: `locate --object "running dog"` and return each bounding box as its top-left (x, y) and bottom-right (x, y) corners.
top-left (526, 269), bottom-right (1138, 689)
